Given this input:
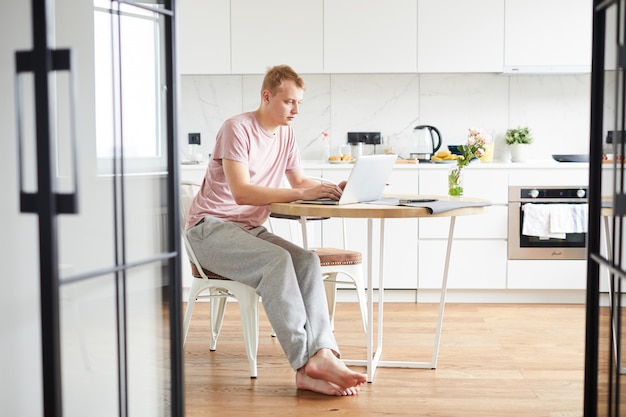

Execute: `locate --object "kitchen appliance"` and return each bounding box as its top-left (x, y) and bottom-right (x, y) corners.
top-left (341, 131), bottom-right (373, 159)
top-left (411, 125), bottom-right (442, 162)
top-left (508, 186), bottom-right (588, 260)
top-left (340, 142), bottom-right (363, 159)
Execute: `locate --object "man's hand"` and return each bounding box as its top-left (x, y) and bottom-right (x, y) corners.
top-left (299, 181), bottom-right (344, 201)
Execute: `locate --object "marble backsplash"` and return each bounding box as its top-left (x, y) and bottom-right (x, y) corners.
top-left (179, 72), bottom-right (591, 164)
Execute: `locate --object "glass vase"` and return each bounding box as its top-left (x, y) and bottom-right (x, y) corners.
top-left (448, 167), bottom-right (464, 197)
top-left (321, 137), bottom-right (331, 161)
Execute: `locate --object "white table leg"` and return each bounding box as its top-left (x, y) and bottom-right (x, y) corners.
top-left (373, 216), bottom-right (456, 371)
top-left (366, 218), bottom-right (375, 381)
top-left (346, 218), bottom-right (384, 381)
top-left (346, 215), bottom-right (457, 379)
top-left (430, 215), bottom-right (456, 368)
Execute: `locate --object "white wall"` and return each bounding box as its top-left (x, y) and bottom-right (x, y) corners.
top-left (179, 72), bottom-right (591, 163)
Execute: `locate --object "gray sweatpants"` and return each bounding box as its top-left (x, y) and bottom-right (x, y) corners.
top-left (186, 216), bottom-right (340, 370)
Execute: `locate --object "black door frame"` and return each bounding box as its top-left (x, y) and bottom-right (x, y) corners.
top-left (585, 0), bottom-right (625, 415)
top-left (14, 1), bottom-right (183, 416)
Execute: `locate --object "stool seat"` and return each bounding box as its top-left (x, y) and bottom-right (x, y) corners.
top-left (190, 263), bottom-right (230, 280)
top-left (315, 248), bottom-right (362, 266)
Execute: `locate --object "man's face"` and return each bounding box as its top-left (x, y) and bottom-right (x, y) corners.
top-left (264, 79), bottom-right (304, 126)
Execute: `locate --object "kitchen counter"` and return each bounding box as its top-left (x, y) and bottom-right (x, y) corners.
top-left (303, 159), bottom-right (588, 170)
top-left (181, 159), bottom-right (589, 171)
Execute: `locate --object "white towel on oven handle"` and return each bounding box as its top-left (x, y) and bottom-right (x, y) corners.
top-left (549, 203), bottom-right (587, 234)
top-left (522, 203), bottom-right (566, 239)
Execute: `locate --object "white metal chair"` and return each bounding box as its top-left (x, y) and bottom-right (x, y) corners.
top-left (180, 181), bottom-right (260, 378)
top-left (269, 177), bottom-right (368, 335)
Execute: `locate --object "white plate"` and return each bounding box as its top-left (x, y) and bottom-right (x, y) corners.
top-left (328, 160), bottom-right (355, 164)
top-left (431, 160), bottom-right (457, 164)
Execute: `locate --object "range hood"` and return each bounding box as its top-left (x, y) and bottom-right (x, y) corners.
top-left (503, 65), bottom-right (591, 74)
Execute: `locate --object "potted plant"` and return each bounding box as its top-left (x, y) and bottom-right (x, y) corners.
top-left (504, 126), bottom-right (533, 162)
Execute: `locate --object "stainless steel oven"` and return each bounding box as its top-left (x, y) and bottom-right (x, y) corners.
top-left (508, 186), bottom-right (588, 260)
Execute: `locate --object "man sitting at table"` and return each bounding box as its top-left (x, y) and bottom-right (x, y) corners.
top-left (184, 64), bottom-right (366, 396)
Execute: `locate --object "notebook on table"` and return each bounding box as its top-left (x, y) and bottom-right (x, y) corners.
top-left (296, 154), bottom-right (398, 205)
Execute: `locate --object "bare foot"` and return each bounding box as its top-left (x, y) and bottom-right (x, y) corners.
top-left (302, 348), bottom-right (367, 390)
top-left (295, 369), bottom-right (360, 396)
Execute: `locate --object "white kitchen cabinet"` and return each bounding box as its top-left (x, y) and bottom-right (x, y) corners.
top-left (419, 205), bottom-right (508, 239)
top-left (415, 166), bottom-right (508, 289)
top-left (386, 167), bottom-right (420, 195)
top-left (417, 205), bottom-right (507, 289)
top-left (417, 167), bottom-right (507, 290)
top-left (419, 240), bottom-right (508, 289)
top-left (178, 0), bottom-right (231, 74)
top-left (507, 260), bottom-right (586, 289)
top-left (380, 169), bottom-right (419, 288)
top-left (230, 0), bottom-right (324, 74)
top-left (417, 0), bottom-right (504, 73)
top-left (418, 167), bottom-right (509, 203)
top-left (323, 0), bottom-right (418, 73)
top-left (507, 166), bottom-right (589, 187)
top-left (504, 0), bottom-right (592, 73)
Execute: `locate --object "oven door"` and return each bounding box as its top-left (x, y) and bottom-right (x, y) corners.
top-left (508, 201), bottom-right (587, 260)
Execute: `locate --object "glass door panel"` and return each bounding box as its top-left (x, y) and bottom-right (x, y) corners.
top-left (52, 1), bottom-right (181, 416)
top-left (60, 275), bottom-right (119, 417)
top-left (126, 260), bottom-right (172, 415)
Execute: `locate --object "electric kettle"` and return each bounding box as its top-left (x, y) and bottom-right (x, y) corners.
top-left (411, 125), bottom-right (442, 162)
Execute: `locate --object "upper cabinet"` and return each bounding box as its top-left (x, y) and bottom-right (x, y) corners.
top-left (323, 0), bottom-right (418, 73)
top-left (504, 0), bottom-right (592, 73)
top-left (178, 0), bottom-right (231, 74)
top-left (177, 0), bottom-right (593, 75)
top-left (417, 0), bottom-right (504, 73)
top-left (231, 0), bottom-right (324, 74)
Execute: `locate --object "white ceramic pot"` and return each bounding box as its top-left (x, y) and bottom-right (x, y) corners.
top-left (509, 143), bottom-right (531, 162)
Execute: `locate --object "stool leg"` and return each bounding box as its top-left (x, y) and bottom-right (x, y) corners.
top-left (323, 273), bottom-right (338, 331)
top-left (232, 288), bottom-right (259, 378)
top-left (209, 288), bottom-right (228, 351)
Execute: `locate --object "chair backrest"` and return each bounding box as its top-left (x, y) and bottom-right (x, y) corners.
top-left (180, 181), bottom-right (208, 279)
top-left (180, 181), bottom-right (200, 230)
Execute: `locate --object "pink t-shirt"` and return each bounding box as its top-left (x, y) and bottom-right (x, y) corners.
top-left (186, 112), bottom-right (301, 230)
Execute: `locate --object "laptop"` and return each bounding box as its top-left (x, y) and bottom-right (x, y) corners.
top-left (296, 154), bottom-right (397, 205)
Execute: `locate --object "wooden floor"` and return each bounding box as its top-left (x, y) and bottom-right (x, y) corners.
top-left (184, 301), bottom-right (585, 417)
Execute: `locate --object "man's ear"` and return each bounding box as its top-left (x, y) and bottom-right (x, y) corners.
top-left (262, 90), bottom-right (271, 103)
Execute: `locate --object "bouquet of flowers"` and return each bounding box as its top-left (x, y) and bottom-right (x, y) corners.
top-left (456, 128), bottom-right (491, 169)
top-left (448, 128), bottom-right (492, 196)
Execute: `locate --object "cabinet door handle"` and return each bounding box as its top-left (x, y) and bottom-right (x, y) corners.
top-left (15, 48), bottom-right (79, 214)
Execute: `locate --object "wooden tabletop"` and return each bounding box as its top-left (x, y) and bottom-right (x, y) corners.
top-left (270, 195), bottom-right (490, 219)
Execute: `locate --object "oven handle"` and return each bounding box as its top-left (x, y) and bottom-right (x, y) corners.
top-left (515, 200), bottom-right (589, 204)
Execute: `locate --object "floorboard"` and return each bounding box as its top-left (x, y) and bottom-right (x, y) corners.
top-left (184, 302), bottom-right (585, 417)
